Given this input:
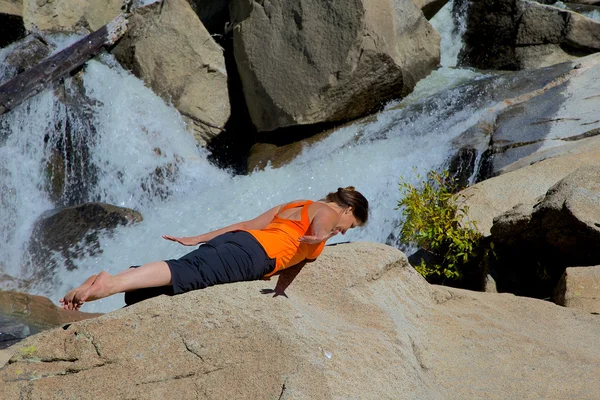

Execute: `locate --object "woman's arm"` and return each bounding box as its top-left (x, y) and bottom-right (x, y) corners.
top-left (298, 205), bottom-right (339, 244)
top-left (163, 204), bottom-right (284, 246)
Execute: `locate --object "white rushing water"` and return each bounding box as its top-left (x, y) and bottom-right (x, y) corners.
top-left (0, 2), bottom-right (482, 312)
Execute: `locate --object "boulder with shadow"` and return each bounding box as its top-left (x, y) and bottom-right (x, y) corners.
top-left (457, 0), bottom-right (600, 71)
top-left (230, 0), bottom-right (440, 132)
top-left (488, 165), bottom-right (600, 298)
top-left (26, 202), bottom-right (142, 281)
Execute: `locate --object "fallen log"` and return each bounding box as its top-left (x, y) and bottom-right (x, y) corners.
top-left (0, 14), bottom-right (129, 116)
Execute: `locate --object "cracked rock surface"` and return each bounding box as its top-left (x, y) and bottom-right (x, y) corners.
top-left (1, 242), bottom-right (599, 399)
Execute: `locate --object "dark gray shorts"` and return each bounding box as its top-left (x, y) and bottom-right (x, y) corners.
top-left (124, 231), bottom-right (275, 306)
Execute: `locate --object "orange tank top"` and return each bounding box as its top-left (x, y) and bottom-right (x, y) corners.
top-left (246, 200), bottom-right (325, 277)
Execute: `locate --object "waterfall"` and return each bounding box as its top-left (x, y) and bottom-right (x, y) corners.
top-left (0, 5), bottom-right (479, 312)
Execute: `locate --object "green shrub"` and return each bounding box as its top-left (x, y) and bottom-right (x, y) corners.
top-left (397, 170), bottom-right (487, 282)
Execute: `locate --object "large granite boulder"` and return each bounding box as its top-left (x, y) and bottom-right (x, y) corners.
top-left (1, 242), bottom-right (600, 398)
top-left (230, 0), bottom-right (440, 132)
top-left (485, 166), bottom-right (600, 297)
top-left (554, 266), bottom-right (600, 313)
top-left (21, 0), bottom-right (122, 32)
top-left (458, 0), bottom-right (600, 70)
top-left (113, 0), bottom-right (230, 146)
top-left (27, 203), bottom-right (142, 279)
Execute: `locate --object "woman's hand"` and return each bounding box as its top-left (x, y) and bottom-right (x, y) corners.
top-left (298, 231), bottom-right (337, 244)
top-left (162, 235), bottom-right (200, 246)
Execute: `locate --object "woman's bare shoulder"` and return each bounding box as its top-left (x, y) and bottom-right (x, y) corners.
top-left (307, 201), bottom-right (335, 219)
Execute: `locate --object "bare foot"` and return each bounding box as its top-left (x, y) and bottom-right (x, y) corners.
top-left (60, 274), bottom-right (97, 311)
top-left (73, 271), bottom-right (114, 307)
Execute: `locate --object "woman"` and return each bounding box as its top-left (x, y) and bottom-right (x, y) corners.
top-left (60, 187), bottom-right (369, 310)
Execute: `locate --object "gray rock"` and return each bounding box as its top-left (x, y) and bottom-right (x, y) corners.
top-left (231, 0), bottom-right (440, 132)
top-left (483, 54), bottom-right (600, 175)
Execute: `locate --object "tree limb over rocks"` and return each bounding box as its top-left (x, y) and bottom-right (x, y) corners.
top-left (0, 14), bottom-right (129, 116)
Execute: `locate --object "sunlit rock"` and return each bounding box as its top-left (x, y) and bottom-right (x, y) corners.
top-left (21, 0), bottom-right (122, 32)
top-left (112, 0), bottom-right (229, 147)
top-left (231, 0), bottom-right (440, 132)
top-left (554, 266), bottom-right (600, 313)
top-left (2, 242), bottom-right (600, 398)
top-left (462, 165), bottom-right (600, 298)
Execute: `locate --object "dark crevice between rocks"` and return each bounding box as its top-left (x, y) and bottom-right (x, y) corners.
top-left (205, 8), bottom-right (257, 175)
top-left (0, 13), bottom-right (26, 49)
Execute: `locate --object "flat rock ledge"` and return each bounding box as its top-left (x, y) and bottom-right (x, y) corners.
top-left (1, 242), bottom-right (599, 399)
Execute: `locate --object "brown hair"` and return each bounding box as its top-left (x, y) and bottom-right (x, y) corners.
top-left (322, 186), bottom-right (369, 225)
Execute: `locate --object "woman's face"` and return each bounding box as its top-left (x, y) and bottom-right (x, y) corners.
top-left (332, 208), bottom-right (359, 236)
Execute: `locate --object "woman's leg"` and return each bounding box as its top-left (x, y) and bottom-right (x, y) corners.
top-left (64, 261), bottom-right (172, 310)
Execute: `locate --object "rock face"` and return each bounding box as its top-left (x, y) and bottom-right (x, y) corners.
top-left (21, 0), bottom-right (122, 32)
top-left (2, 243), bottom-right (600, 399)
top-left (554, 266), bottom-right (600, 313)
top-left (487, 166), bottom-right (600, 297)
top-left (0, 291), bottom-right (101, 350)
top-left (27, 203), bottom-right (142, 278)
top-left (0, 0), bottom-right (21, 16)
top-left (412, 0), bottom-right (448, 19)
top-left (460, 133), bottom-right (600, 238)
top-left (230, 0), bottom-right (440, 132)
top-left (113, 0), bottom-right (230, 146)
top-left (458, 0), bottom-right (600, 70)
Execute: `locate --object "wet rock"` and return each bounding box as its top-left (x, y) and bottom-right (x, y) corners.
top-left (470, 54), bottom-right (600, 178)
top-left (231, 0), bottom-right (440, 132)
top-left (0, 290), bottom-right (101, 350)
top-left (43, 72), bottom-right (99, 206)
top-left (112, 0), bottom-right (230, 146)
top-left (4, 35), bottom-right (51, 74)
top-left (459, 133), bottom-right (600, 236)
top-left (27, 202), bottom-right (142, 278)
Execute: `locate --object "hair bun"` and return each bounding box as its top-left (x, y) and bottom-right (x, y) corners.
top-left (339, 186), bottom-right (355, 192)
